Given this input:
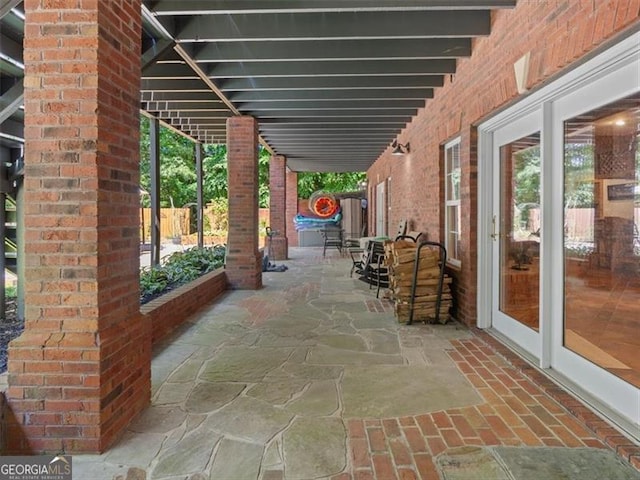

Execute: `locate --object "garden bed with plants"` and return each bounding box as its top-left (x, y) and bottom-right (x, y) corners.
top-left (140, 245), bottom-right (228, 343)
top-left (140, 245), bottom-right (226, 304)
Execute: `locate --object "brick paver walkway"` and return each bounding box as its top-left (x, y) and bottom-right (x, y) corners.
top-left (338, 334), bottom-right (639, 479)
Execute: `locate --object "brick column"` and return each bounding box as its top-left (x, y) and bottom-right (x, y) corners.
top-left (286, 169), bottom-right (299, 247)
top-left (6, 0), bottom-right (149, 453)
top-left (268, 155), bottom-right (288, 260)
top-left (226, 117), bottom-right (262, 289)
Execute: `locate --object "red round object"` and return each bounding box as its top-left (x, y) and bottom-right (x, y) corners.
top-left (312, 196), bottom-right (338, 218)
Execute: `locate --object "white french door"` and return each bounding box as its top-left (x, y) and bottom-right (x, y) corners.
top-left (490, 111), bottom-right (542, 359)
top-left (549, 53), bottom-right (640, 427)
top-left (478, 31), bottom-right (640, 434)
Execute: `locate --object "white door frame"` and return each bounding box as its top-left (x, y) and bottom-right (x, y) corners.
top-left (375, 180), bottom-right (386, 236)
top-left (478, 96), bottom-right (543, 331)
top-left (489, 110), bottom-right (544, 361)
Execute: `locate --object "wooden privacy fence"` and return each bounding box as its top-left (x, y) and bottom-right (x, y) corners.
top-left (140, 207), bottom-right (272, 242)
top-left (140, 208), bottom-right (190, 241)
top-left (528, 207), bottom-right (640, 242)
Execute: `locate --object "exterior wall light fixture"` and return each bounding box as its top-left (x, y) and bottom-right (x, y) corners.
top-left (391, 140), bottom-right (410, 155)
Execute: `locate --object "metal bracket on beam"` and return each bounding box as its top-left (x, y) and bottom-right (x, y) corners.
top-left (0, 0), bottom-right (21, 20)
top-left (0, 78), bottom-right (23, 124)
top-left (141, 38), bottom-right (176, 71)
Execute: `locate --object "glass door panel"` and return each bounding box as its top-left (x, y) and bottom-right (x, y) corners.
top-left (563, 93), bottom-right (640, 389)
top-left (499, 133), bottom-right (541, 331)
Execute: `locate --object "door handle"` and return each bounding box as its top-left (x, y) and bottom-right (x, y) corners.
top-left (489, 215), bottom-right (508, 240)
top-left (490, 215), bottom-right (500, 240)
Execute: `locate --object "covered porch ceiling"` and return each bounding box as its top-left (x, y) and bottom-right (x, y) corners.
top-left (1, 1), bottom-right (518, 172)
top-left (140, 0), bottom-right (517, 172)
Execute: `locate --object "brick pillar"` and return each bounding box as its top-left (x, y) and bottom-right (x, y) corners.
top-left (286, 169), bottom-right (298, 247)
top-left (6, 0), bottom-right (149, 453)
top-left (226, 117), bottom-right (262, 289)
top-left (268, 155), bottom-right (288, 260)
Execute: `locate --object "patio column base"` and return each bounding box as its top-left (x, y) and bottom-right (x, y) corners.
top-left (6, 314), bottom-right (151, 453)
top-left (269, 236), bottom-right (288, 260)
top-left (226, 253), bottom-right (263, 289)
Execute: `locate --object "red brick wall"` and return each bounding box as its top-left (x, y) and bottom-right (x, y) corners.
top-left (226, 116), bottom-right (262, 289)
top-left (366, 1), bottom-right (640, 326)
top-left (142, 269), bottom-right (228, 345)
top-left (7, 0), bottom-right (147, 453)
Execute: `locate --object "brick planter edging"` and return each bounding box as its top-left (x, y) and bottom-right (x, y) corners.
top-left (141, 268), bottom-right (228, 345)
top-left (474, 329), bottom-right (640, 471)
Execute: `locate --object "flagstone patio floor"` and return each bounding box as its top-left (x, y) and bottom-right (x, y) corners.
top-left (72, 247), bottom-right (639, 480)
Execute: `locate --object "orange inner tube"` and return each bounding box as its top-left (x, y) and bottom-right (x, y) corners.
top-left (312, 196), bottom-right (338, 218)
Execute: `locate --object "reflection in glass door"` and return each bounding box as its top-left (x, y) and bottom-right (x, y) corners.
top-left (563, 93), bottom-right (640, 388)
top-left (498, 133), bottom-right (541, 331)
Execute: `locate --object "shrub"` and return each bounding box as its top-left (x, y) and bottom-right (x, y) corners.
top-left (140, 245), bottom-right (226, 304)
top-left (205, 198), bottom-right (229, 232)
top-left (5, 285), bottom-right (17, 299)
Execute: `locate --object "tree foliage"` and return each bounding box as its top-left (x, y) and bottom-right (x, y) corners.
top-left (513, 146), bottom-right (541, 208)
top-left (140, 116), bottom-right (197, 208)
top-left (297, 172), bottom-right (366, 198)
top-left (140, 115), bottom-right (367, 207)
top-left (201, 143), bottom-right (272, 207)
top-left (564, 143), bottom-right (595, 208)
top-left (513, 143), bottom-right (597, 211)
top-left (201, 144), bottom-right (228, 202)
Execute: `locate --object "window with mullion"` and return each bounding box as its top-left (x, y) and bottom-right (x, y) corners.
top-left (445, 138), bottom-right (461, 266)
